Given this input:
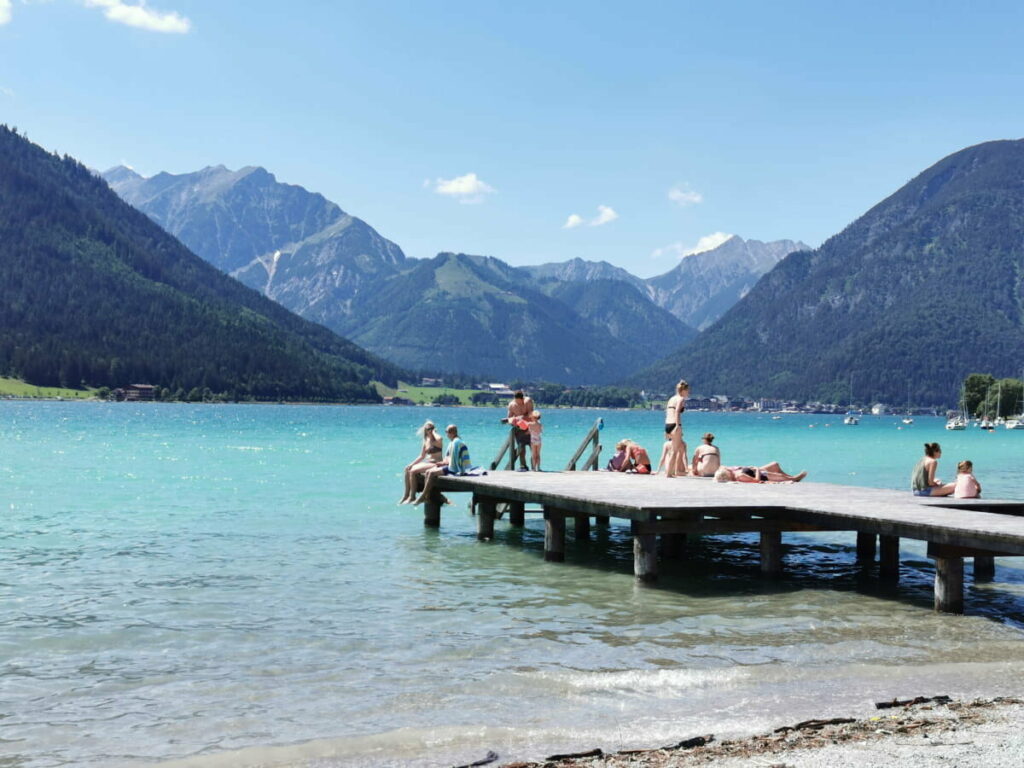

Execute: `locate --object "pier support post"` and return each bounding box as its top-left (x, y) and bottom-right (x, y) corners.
top-left (508, 501), bottom-right (525, 528)
top-left (423, 491), bottom-right (442, 528)
top-left (632, 515), bottom-right (658, 583)
top-left (574, 514), bottom-right (591, 540)
top-left (476, 496), bottom-right (496, 541)
top-left (660, 533), bottom-right (687, 560)
top-left (933, 556), bottom-right (964, 614)
top-left (760, 530), bottom-right (782, 576)
top-left (856, 532), bottom-right (877, 565)
top-left (974, 556), bottom-right (996, 583)
top-left (879, 535), bottom-right (900, 581)
top-left (543, 507), bottom-right (566, 562)
top-left (594, 515), bottom-right (610, 527)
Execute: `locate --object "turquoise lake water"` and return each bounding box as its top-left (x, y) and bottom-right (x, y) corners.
top-left (3, 402), bottom-right (1024, 767)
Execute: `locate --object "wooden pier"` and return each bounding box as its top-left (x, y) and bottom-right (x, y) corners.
top-left (426, 471), bottom-right (1024, 614)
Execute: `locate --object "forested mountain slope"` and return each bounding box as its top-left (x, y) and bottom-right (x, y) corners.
top-left (0, 126), bottom-right (401, 401)
top-left (632, 140), bottom-right (1024, 406)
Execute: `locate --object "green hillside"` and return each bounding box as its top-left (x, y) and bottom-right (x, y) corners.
top-left (632, 139), bottom-right (1024, 406)
top-left (0, 126), bottom-right (402, 402)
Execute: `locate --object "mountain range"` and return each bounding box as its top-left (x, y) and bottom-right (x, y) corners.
top-left (103, 165), bottom-right (800, 382)
top-left (0, 126), bottom-right (400, 401)
top-left (633, 139), bottom-right (1024, 406)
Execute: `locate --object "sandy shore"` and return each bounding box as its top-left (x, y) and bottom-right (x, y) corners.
top-left (492, 697), bottom-right (1024, 768)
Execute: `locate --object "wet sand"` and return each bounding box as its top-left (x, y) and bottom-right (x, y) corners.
top-left (497, 697), bottom-right (1024, 768)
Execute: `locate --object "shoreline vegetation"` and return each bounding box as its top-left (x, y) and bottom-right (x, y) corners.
top-left (494, 697), bottom-right (1024, 768)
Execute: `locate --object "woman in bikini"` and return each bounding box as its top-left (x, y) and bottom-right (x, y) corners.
top-left (714, 462), bottom-right (807, 483)
top-left (691, 432), bottom-right (721, 477)
top-left (664, 380), bottom-right (690, 477)
top-left (400, 420), bottom-right (444, 503)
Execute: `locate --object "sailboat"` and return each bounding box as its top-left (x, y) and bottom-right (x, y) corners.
top-left (843, 375), bottom-right (859, 425)
top-left (979, 382), bottom-right (999, 430)
top-left (945, 382), bottom-right (967, 430)
top-left (901, 381), bottom-right (914, 424)
top-left (1007, 371), bottom-right (1024, 429)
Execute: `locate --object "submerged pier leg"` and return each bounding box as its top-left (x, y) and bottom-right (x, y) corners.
top-left (632, 515), bottom-right (658, 583)
top-left (879, 535), bottom-right (900, 581)
top-left (594, 515), bottom-right (610, 527)
top-left (543, 507), bottom-right (566, 562)
top-left (856, 532), bottom-right (877, 565)
top-left (933, 555), bottom-right (965, 614)
top-left (424, 491), bottom-right (442, 528)
top-left (574, 514), bottom-right (591, 540)
top-left (508, 501), bottom-right (525, 528)
top-left (476, 496), bottom-right (496, 541)
top-left (974, 556), bottom-right (996, 583)
top-left (760, 530), bottom-right (783, 576)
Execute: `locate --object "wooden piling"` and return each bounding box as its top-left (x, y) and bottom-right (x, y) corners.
top-left (760, 530), bottom-right (782, 576)
top-left (544, 507), bottom-right (566, 562)
top-left (933, 556), bottom-right (964, 614)
top-left (594, 515), bottom-right (610, 527)
top-left (632, 515), bottom-right (658, 582)
top-left (974, 555), bottom-right (996, 582)
top-left (879, 535), bottom-right (900, 581)
top-left (423, 491), bottom-right (441, 528)
top-left (856, 532), bottom-right (877, 564)
top-left (508, 501), bottom-right (525, 527)
top-left (574, 514), bottom-right (591, 540)
top-left (476, 496), bottom-right (496, 541)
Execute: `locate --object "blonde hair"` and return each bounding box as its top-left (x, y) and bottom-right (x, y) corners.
top-left (714, 467), bottom-right (732, 483)
top-left (676, 379), bottom-right (690, 394)
top-left (417, 420), bottom-right (436, 437)
top-left (958, 460), bottom-right (973, 473)
top-left (615, 440), bottom-right (628, 451)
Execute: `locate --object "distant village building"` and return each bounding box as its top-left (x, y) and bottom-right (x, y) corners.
top-left (420, 377), bottom-right (444, 387)
top-left (383, 396), bottom-right (415, 406)
top-left (871, 403), bottom-right (888, 415)
top-left (122, 384), bottom-right (156, 402)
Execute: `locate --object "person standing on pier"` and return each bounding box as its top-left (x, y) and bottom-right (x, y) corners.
top-left (664, 380), bottom-right (690, 477)
top-left (506, 390), bottom-right (535, 471)
top-left (528, 410), bottom-right (543, 471)
top-left (911, 443), bottom-right (956, 497)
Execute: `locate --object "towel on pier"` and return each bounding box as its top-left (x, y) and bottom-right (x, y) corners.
top-left (442, 437), bottom-right (480, 476)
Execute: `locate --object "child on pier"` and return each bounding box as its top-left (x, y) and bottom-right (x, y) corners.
top-left (954, 460), bottom-right (982, 498)
top-left (528, 411), bottom-right (543, 471)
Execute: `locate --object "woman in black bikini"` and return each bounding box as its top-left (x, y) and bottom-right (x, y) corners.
top-left (664, 380), bottom-right (689, 477)
top-left (714, 462), bottom-right (807, 483)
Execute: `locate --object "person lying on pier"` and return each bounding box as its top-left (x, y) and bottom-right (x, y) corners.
top-left (399, 420), bottom-right (443, 504)
top-left (691, 432), bottom-right (721, 477)
top-left (714, 463), bottom-right (807, 483)
top-left (911, 442), bottom-right (955, 497)
top-left (953, 459), bottom-right (982, 499)
top-left (414, 425), bottom-right (481, 504)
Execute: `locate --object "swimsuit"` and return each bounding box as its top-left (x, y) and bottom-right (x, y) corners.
top-left (739, 466), bottom-right (768, 482)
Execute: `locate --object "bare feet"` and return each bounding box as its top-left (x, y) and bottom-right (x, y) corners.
top-left (793, 471), bottom-right (807, 482)
top-left (411, 495), bottom-right (425, 505)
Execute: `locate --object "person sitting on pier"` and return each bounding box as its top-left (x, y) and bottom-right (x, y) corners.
top-left (607, 440), bottom-right (628, 471)
top-left (911, 442), bottom-right (956, 497)
top-left (616, 439), bottom-right (652, 474)
top-left (714, 463), bottom-right (807, 483)
top-left (953, 459), bottom-right (982, 499)
top-left (414, 425), bottom-right (477, 504)
top-left (691, 432), bottom-right (721, 477)
top-left (399, 420), bottom-right (444, 504)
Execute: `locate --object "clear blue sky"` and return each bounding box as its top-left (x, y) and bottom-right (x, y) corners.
top-left (3, 1), bottom-right (1023, 277)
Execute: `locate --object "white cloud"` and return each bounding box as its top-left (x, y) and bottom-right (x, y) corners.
top-left (651, 232), bottom-right (733, 260)
top-left (0, 1), bottom-right (12, 25)
top-left (433, 172), bottom-right (496, 204)
top-left (668, 184), bottom-right (703, 207)
top-left (591, 204), bottom-right (618, 226)
top-left (564, 205), bottom-right (619, 229)
top-left (84, 0), bottom-right (191, 34)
